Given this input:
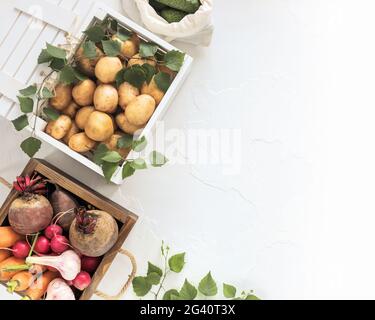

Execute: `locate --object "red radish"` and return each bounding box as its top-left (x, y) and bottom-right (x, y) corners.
top-left (8, 175), bottom-right (53, 235)
top-left (51, 235), bottom-right (69, 254)
top-left (45, 225), bottom-right (63, 240)
top-left (7, 241), bottom-right (30, 259)
top-left (34, 236), bottom-right (50, 254)
top-left (72, 271), bottom-right (91, 291)
top-left (81, 256), bottom-right (101, 273)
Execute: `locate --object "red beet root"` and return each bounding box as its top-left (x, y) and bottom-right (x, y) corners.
top-left (73, 271), bottom-right (91, 290)
top-left (45, 225), bottom-right (63, 240)
top-left (34, 236), bottom-right (51, 254)
top-left (51, 235), bottom-right (69, 254)
top-left (81, 256), bottom-right (101, 273)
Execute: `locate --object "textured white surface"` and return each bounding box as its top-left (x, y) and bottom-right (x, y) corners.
top-left (2, 0), bottom-right (375, 300)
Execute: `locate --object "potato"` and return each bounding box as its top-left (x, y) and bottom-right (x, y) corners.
top-left (111, 34), bottom-right (139, 58)
top-left (75, 106), bottom-right (94, 130)
top-left (104, 132), bottom-right (130, 158)
top-left (128, 54), bottom-right (157, 68)
top-left (72, 79), bottom-right (96, 106)
top-left (63, 122), bottom-right (80, 145)
top-left (45, 115), bottom-right (72, 140)
top-left (95, 57), bottom-right (123, 84)
top-left (85, 111), bottom-right (114, 142)
top-left (141, 77), bottom-right (164, 105)
top-left (68, 133), bottom-right (96, 153)
top-left (93, 84), bottom-right (119, 113)
top-left (75, 46), bottom-right (104, 77)
top-left (49, 84), bottom-right (72, 111)
top-left (125, 94), bottom-right (156, 126)
top-left (118, 82), bottom-right (139, 110)
top-left (62, 102), bottom-right (80, 118)
top-left (116, 113), bottom-right (144, 135)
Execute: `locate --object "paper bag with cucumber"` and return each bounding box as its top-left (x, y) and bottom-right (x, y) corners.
top-left (122, 0), bottom-right (214, 46)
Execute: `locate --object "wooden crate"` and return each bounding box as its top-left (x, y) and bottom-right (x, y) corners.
top-left (0, 159), bottom-right (138, 300)
top-left (0, 0), bottom-right (193, 184)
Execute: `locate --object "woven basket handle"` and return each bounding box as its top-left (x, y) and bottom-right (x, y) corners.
top-left (94, 248), bottom-right (137, 300)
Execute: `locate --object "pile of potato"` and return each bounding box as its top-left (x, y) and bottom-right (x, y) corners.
top-left (45, 34), bottom-right (174, 158)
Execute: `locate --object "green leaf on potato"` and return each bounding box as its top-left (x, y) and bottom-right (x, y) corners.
top-left (123, 66), bottom-right (146, 89)
top-left (43, 107), bottom-right (60, 121)
top-left (41, 88), bottom-right (55, 99)
top-left (46, 43), bottom-right (67, 60)
top-left (140, 42), bottom-right (158, 58)
top-left (102, 161), bottom-right (119, 182)
top-left (117, 134), bottom-right (133, 149)
top-left (93, 144), bottom-right (109, 166)
top-left (164, 50), bottom-right (185, 72)
top-left (82, 40), bottom-right (98, 59)
top-left (59, 65), bottom-right (77, 84)
top-left (49, 58), bottom-right (66, 71)
top-left (101, 151), bottom-right (122, 163)
top-left (154, 72), bottom-right (172, 93)
top-left (102, 40), bottom-right (121, 57)
top-left (84, 26), bottom-right (105, 42)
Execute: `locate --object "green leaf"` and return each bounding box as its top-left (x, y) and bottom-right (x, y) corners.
top-left (110, 19), bottom-right (119, 33)
top-left (132, 276), bottom-right (152, 297)
top-left (132, 136), bottom-right (147, 152)
top-left (169, 253), bottom-right (185, 273)
top-left (101, 151), bottom-right (122, 163)
top-left (12, 115), bottom-right (29, 131)
top-left (154, 72), bottom-right (172, 93)
top-left (19, 85), bottom-right (37, 97)
top-left (117, 28), bottom-right (131, 41)
top-left (93, 144), bottom-right (109, 165)
top-left (73, 69), bottom-right (87, 81)
top-left (122, 161), bottom-right (136, 179)
top-left (82, 40), bottom-right (97, 59)
top-left (49, 58), bottom-right (66, 71)
top-left (115, 68), bottom-right (127, 87)
top-left (142, 64), bottom-right (156, 84)
top-left (123, 66), bottom-right (146, 89)
top-left (41, 87), bottom-right (54, 99)
top-left (246, 294), bottom-right (260, 300)
top-left (170, 294), bottom-right (181, 300)
top-left (117, 134), bottom-right (133, 149)
top-left (21, 137), bottom-right (41, 158)
top-left (146, 272), bottom-right (161, 285)
top-left (198, 272), bottom-right (218, 297)
top-left (163, 289), bottom-right (179, 300)
top-left (43, 107), bottom-right (60, 121)
top-left (60, 65), bottom-right (76, 84)
top-left (46, 43), bottom-right (67, 60)
top-left (164, 50), bottom-right (185, 72)
top-left (223, 283), bottom-right (237, 299)
top-left (147, 262), bottom-right (163, 277)
top-left (38, 49), bottom-right (53, 64)
top-left (130, 158), bottom-right (147, 170)
top-left (18, 96), bottom-right (33, 113)
top-left (150, 151), bottom-right (168, 167)
top-left (140, 42), bottom-right (158, 58)
top-left (102, 40), bottom-right (121, 57)
top-left (179, 279), bottom-right (198, 300)
top-left (102, 162), bottom-right (119, 182)
top-left (84, 26), bottom-right (105, 42)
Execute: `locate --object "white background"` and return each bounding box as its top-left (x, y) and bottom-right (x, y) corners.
top-left (2, 0), bottom-right (375, 300)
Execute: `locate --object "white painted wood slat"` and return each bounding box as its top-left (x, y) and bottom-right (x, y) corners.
top-left (14, 0), bottom-right (78, 33)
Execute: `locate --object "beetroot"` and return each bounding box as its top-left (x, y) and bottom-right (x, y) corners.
top-left (69, 208), bottom-right (118, 257)
top-left (9, 175), bottom-right (53, 235)
top-left (81, 256), bottom-right (101, 273)
top-left (51, 188), bottom-right (78, 231)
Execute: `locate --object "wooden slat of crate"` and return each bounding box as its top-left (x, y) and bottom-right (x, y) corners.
top-left (0, 159), bottom-right (138, 300)
top-left (4, 0), bottom-right (96, 121)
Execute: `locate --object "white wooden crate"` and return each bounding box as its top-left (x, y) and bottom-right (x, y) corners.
top-left (0, 0), bottom-right (193, 184)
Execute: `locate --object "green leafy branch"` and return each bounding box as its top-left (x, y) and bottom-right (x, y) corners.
top-left (93, 136), bottom-right (168, 182)
top-left (132, 242), bottom-right (260, 300)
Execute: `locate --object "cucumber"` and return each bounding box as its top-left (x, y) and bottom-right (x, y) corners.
top-left (155, 0), bottom-right (201, 14)
top-left (149, 0), bottom-right (167, 11)
top-left (161, 8), bottom-right (188, 23)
